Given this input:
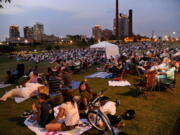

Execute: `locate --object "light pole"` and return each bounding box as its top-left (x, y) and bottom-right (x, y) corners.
top-left (24, 40), bottom-right (28, 45)
top-left (17, 37), bottom-right (20, 46)
top-left (170, 32), bottom-right (176, 42)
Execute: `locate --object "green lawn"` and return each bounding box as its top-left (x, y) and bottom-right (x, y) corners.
top-left (0, 42), bottom-right (180, 135)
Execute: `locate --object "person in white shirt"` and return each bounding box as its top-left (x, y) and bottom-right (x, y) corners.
top-left (0, 83), bottom-right (44, 102)
top-left (45, 90), bottom-right (80, 131)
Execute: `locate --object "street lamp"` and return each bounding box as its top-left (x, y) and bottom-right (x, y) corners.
top-left (171, 32), bottom-right (176, 40)
top-left (164, 35), bottom-right (169, 41)
top-left (17, 37), bottom-right (20, 46)
top-left (24, 40), bottom-right (28, 45)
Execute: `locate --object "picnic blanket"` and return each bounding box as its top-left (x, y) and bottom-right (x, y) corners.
top-left (86, 72), bottom-right (113, 79)
top-left (71, 81), bottom-right (80, 89)
top-left (24, 105), bottom-right (91, 135)
top-left (0, 83), bottom-right (12, 89)
top-left (14, 97), bottom-right (30, 103)
top-left (14, 81), bottom-right (80, 103)
top-left (24, 118), bottom-right (91, 135)
top-left (108, 80), bottom-right (131, 87)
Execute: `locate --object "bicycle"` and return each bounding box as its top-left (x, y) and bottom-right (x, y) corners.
top-left (87, 88), bottom-right (121, 135)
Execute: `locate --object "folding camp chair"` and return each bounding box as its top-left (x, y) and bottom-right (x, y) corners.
top-left (159, 71), bottom-right (176, 94)
top-left (135, 70), bottom-right (158, 96)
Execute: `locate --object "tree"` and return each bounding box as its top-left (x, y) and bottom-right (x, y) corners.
top-left (46, 45), bottom-right (52, 51)
top-left (0, 0), bottom-right (11, 8)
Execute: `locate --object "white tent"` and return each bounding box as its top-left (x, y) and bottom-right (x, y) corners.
top-left (90, 41), bottom-right (120, 59)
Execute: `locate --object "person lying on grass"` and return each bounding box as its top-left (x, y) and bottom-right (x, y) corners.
top-left (0, 84), bottom-right (48, 102)
top-left (4, 71), bottom-right (15, 84)
top-left (45, 90), bottom-right (80, 131)
top-left (30, 93), bottom-right (55, 128)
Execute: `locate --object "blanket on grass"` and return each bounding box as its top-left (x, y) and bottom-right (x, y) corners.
top-left (0, 83), bottom-right (12, 89)
top-left (86, 72), bottom-right (113, 79)
top-left (108, 80), bottom-right (131, 87)
top-left (24, 118), bottom-right (91, 135)
top-left (14, 81), bottom-right (80, 103)
top-left (71, 81), bottom-right (81, 89)
top-left (24, 105), bottom-right (91, 135)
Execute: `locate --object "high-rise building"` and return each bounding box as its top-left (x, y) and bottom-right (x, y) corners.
top-left (113, 11), bottom-right (133, 39)
top-left (33, 23), bottom-right (44, 42)
top-left (9, 25), bottom-right (20, 38)
top-left (92, 25), bottom-right (103, 41)
top-left (119, 13), bottom-right (129, 38)
top-left (24, 26), bottom-right (33, 39)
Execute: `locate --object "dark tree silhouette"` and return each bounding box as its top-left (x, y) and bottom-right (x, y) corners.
top-left (0, 0), bottom-right (11, 8)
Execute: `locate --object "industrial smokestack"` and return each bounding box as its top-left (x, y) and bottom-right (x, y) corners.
top-left (115, 0), bottom-right (119, 38)
top-left (129, 9), bottom-right (133, 36)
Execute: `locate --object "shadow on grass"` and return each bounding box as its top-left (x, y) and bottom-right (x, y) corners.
top-left (8, 116), bottom-right (26, 127)
top-left (116, 87), bottom-right (139, 97)
top-left (84, 129), bottom-right (102, 135)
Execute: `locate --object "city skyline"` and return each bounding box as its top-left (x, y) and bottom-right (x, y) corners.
top-left (0, 0), bottom-right (180, 41)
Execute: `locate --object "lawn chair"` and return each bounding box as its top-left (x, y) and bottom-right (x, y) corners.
top-left (159, 71), bottom-right (176, 94)
top-left (135, 70), bottom-right (158, 96)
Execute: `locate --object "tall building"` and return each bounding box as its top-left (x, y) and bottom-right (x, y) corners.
top-left (9, 25), bottom-right (20, 38)
top-left (33, 23), bottom-right (44, 42)
top-left (128, 9), bottom-right (133, 36)
top-left (113, 10), bottom-right (133, 39)
top-left (92, 25), bottom-right (103, 41)
top-left (119, 13), bottom-right (129, 38)
top-left (24, 26), bottom-right (33, 39)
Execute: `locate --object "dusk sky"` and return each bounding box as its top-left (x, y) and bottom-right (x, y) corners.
top-left (0, 0), bottom-right (180, 40)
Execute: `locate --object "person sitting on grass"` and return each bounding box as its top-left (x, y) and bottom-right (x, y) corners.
top-left (30, 93), bottom-right (55, 128)
top-left (157, 62), bottom-right (176, 84)
top-left (26, 71), bottom-right (42, 84)
top-left (45, 68), bottom-right (61, 94)
top-left (45, 90), bottom-right (80, 131)
top-left (60, 68), bottom-right (72, 90)
top-left (78, 81), bottom-right (93, 111)
top-left (0, 83), bottom-right (46, 102)
top-left (4, 71), bottom-right (15, 84)
top-left (75, 81), bottom-right (122, 127)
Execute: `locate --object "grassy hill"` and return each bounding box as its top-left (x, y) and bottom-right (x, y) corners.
top-left (0, 42), bottom-right (180, 135)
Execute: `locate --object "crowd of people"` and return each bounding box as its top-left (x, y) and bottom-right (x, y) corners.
top-left (0, 41), bottom-right (180, 134)
top-left (18, 48), bottom-right (106, 72)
